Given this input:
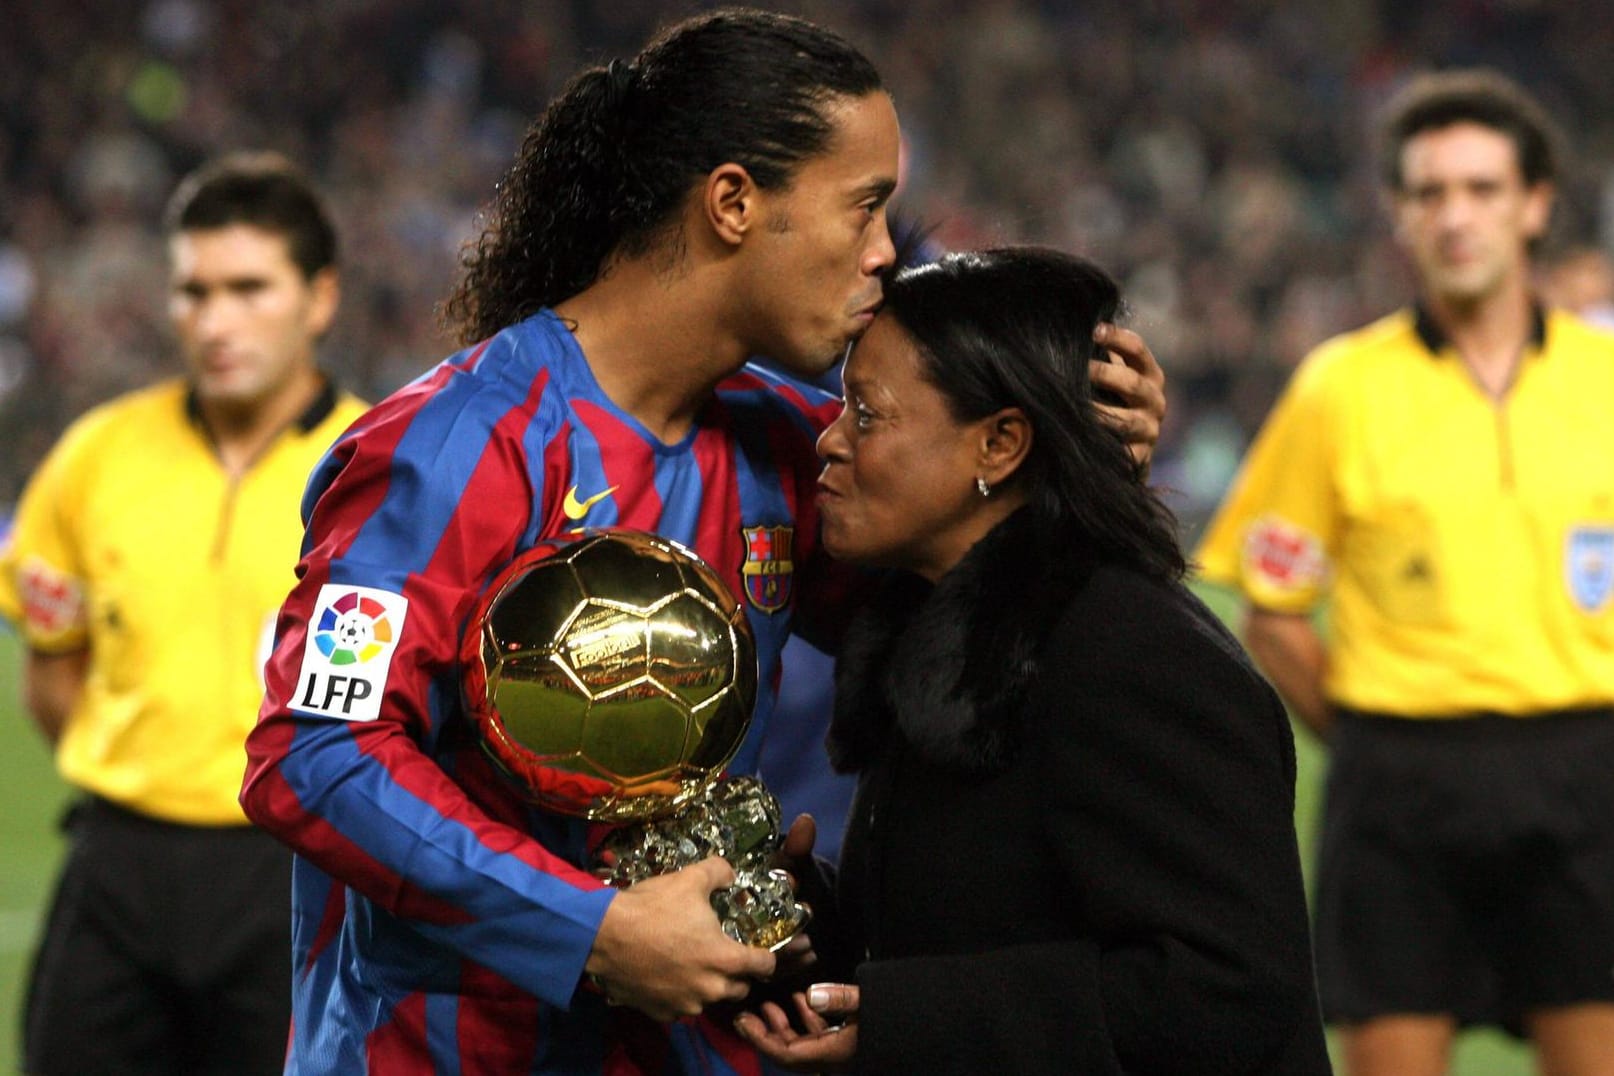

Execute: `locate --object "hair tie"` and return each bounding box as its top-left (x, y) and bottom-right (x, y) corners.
top-left (605, 59), bottom-right (638, 110)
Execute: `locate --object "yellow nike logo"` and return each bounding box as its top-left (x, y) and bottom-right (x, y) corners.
top-left (562, 484), bottom-right (619, 520)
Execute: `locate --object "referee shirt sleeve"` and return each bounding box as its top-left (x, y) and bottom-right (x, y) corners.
top-left (0, 412), bottom-right (98, 651)
top-left (1195, 346), bottom-right (1345, 614)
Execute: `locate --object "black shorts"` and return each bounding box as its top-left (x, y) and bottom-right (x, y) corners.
top-left (1313, 708), bottom-right (1614, 1037)
top-left (23, 797), bottom-right (294, 1076)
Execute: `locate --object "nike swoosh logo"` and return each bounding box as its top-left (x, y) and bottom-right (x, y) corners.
top-left (562, 484), bottom-right (619, 520)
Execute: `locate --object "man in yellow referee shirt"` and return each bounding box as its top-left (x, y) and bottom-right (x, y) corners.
top-left (0, 154), bottom-right (368, 1075)
top-left (1198, 70), bottom-right (1614, 1076)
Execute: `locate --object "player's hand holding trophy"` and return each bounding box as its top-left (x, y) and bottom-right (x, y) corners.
top-left (460, 529), bottom-right (809, 951)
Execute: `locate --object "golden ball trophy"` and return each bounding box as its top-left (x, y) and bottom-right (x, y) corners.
top-left (461, 529), bottom-right (808, 950)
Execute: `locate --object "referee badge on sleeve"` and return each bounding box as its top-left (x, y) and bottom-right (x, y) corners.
top-left (1566, 526), bottom-right (1614, 612)
top-left (294, 584), bottom-right (409, 721)
top-left (18, 556), bottom-right (86, 636)
top-left (1241, 515), bottom-right (1328, 596)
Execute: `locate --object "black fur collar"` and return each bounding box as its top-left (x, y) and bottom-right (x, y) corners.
top-left (828, 510), bottom-right (1099, 775)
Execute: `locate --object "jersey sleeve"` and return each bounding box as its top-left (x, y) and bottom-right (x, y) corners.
top-left (0, 413), bottom-right (98, 650)
top-left (1194, 348), bottom-right (1344, 614)
top-left (240, 374), bottom-right (616, 1010)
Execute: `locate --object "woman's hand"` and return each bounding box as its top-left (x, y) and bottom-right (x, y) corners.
top-left (733, 983), bottom-right (861, 1072)
top-left (1091, 322), bottom-right (1167, 469)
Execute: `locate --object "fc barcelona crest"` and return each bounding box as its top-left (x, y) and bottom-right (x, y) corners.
top-left (1566, 526), bottom-right (1614, 612)
top-left (741, 525), bottom-right (794, 613)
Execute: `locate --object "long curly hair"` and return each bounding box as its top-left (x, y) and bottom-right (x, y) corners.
top-left (443, 8), bottom-right (883, 345)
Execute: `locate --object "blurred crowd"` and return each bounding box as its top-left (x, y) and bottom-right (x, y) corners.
top-left (5, 0), bottom-right (1614, 531)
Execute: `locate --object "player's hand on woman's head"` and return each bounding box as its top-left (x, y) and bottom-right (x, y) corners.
top-left (586, 856), bottom-right (776, 1022)
top-left (1090, 322), bottom-right (1167, 469)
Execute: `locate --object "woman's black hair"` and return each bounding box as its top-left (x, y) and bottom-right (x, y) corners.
top-left (881, 247), bottom-right (1186, 580)
top-left (444, 7), bottom-right (883, 344)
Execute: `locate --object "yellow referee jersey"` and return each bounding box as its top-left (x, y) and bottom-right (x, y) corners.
top-left (0, 379), bottom-right (368, 823)
top-left (1196, 306), bottom-right (1614, 718)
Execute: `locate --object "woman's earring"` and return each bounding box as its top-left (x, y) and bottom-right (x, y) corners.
top-left (976, 476), bottom-right (991, 497)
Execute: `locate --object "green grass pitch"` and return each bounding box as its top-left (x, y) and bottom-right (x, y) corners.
top-left (1, 627), bottom-right (71, 1072)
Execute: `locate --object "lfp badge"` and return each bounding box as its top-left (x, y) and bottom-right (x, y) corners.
top-left (1566, 526), bottom-right (1614, 613)
top-left (293, 584), bottom-right (409, 721)
top-left (740, 525), bottom-right (794, 613)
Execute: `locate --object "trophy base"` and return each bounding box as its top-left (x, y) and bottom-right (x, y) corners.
top-left (592, 775), bottom-right (810, 950)
top-left (712, 868), bottom-right (810, 951)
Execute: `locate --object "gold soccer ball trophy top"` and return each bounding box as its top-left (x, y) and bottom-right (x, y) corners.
top-left (461, 528), bottom-right (757, 821)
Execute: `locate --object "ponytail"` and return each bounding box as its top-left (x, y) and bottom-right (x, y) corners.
top-left (444, 65), bottom-right (639, 343)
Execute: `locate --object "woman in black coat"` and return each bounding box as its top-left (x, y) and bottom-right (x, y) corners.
top-left (735, 247), bottom-right (1331, 1074)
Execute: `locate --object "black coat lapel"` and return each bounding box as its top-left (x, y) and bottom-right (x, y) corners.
top-left (829, 511), bottom-right (1099, 775)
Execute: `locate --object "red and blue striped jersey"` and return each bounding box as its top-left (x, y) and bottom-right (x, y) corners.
top-left (242, 310), bottom-right (845, 1074)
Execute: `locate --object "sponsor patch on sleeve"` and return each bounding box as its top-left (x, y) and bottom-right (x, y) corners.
top-left (18, 557), bottom-right (87, 637)
top-left (293, 584), bottom-right (408, 721)
top-left (1241, 515), bottom-right (1329, 595)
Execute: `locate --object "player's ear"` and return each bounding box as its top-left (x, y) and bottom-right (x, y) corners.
top-left (702, 163), bottom-right (758, 249)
